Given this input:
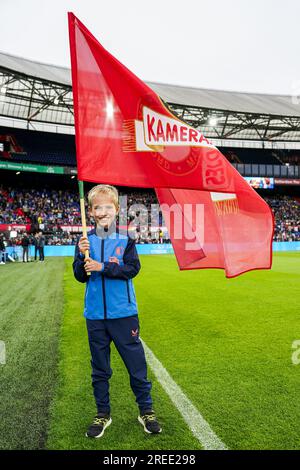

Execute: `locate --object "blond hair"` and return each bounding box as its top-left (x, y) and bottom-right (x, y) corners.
top-left (87, 184), bottom-right (119, 210)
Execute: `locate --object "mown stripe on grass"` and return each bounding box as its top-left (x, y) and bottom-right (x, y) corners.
top-left (0, 259), bottom-right (65, 449)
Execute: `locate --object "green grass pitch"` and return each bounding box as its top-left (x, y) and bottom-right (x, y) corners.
top-left (0, 252), bottom-right (300, 449)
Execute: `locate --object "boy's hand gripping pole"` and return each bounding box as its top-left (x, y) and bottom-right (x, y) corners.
top-left (78, 180), bottom-right (91, 276)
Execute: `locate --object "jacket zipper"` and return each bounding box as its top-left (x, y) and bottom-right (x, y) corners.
top-left (101, 239), bottom-right (107, 319)
top-left (126, 280), bottom-right (131, 303)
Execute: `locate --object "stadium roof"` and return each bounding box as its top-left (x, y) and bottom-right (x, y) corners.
top-left (1, 51), bottom-right (300, 145)
top-left (151, 83), bottom-right (300, 118)
top-left (1, 51), bottom-right (299, 117)
top-left (0, 52), bottom-right (71, 87)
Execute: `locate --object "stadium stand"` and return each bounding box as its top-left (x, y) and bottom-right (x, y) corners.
top-left (277, 150), bottom-right (300, 166)
top-left (0, 126), bottom-right (76, 165)
top-left (0, 183), bottom-right (299, 245)
top-left (265, 195), bottom-right (300, 242)
top-left (0, 125), bottom-right (299, 168)
top-left (0, 183), bottom-right (167, 246)
top-left (221, 148), bottom-right (282, 165)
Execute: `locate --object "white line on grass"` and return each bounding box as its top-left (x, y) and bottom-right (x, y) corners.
top-left (141, 339), bottom-right (228, 451)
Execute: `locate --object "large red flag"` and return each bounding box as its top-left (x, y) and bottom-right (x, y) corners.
top-left (155, 188), bottom-right (273, 277)
top-left (68, 13), bottom-right (274, 277)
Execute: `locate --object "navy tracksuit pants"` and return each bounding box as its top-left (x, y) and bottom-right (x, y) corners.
top-left (86, 315), bottom-right (153, 415)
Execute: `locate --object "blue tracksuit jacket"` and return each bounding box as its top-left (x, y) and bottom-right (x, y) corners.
top-left (73, 228), bottom-right (140, 320)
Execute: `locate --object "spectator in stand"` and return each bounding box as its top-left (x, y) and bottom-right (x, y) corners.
top-left (264, 195), bottom-right (300, 242)
top-left (159, 229), bottom-right (164, 244)
top-left (21, 232), bottom-right (30, 262)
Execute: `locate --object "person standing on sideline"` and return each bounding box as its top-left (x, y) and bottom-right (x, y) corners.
top-left (0, 234), bottom-right (6, 264)
top-left (37, 231), bottom-right (45, 262)
top-left (21, 232), bottom-right (30, 263)
top-left (32, 233), bottom-right (39, 261)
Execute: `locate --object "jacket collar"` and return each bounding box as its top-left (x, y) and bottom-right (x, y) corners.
top-left (89, 224), bottom-right (128, 239)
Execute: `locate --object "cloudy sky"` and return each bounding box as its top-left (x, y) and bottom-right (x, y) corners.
top-left (1, 0), bottom-right (300, 95)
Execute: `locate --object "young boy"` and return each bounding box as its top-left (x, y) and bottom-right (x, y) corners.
top-left (73, 184), bottom-right (162, 438)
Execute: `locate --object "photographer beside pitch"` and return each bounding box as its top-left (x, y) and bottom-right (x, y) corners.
top-left (73, 184), bottom-right (161, 438)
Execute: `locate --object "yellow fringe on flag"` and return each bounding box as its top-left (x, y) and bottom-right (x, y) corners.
top-left (214, 198), bottom-right (239, 216)
top-left (122, 120), bottom-right (136, 152)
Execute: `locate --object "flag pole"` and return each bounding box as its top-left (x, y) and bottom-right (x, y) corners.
top-left (78, 180), bottom-right (91, 276)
